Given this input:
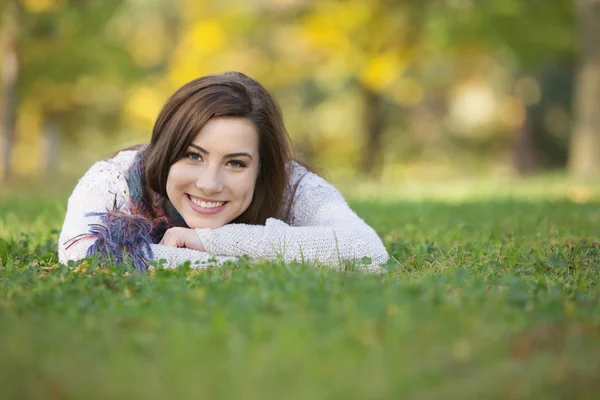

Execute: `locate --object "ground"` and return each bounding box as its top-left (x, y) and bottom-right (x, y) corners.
top-left (1, 179), bottom-right (599, 399)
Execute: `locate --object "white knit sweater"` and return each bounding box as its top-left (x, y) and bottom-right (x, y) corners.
top-left (58, 150), bottom-right (388, 272)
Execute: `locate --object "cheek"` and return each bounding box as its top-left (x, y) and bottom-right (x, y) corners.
top-left (166, 164), bottom-right (186, 197)
top-left (232, 173), bottom-right (258, 204)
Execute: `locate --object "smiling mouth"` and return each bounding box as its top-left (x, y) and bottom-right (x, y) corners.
top-left (187, 195), bottom-right (228, 209)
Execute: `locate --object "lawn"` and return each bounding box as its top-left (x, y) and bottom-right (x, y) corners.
top-left (1, 182), bottom-right (599, 399)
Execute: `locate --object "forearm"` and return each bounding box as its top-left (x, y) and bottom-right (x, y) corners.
top-left (195, 218), bottom-right (387, 271)
top-left (149, 244), bottom-right (236, 269)
top-left (58, 237), bottom-right (234, 269)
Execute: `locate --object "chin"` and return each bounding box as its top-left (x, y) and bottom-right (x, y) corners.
top-left (184, 217), bottom-right (228, 230)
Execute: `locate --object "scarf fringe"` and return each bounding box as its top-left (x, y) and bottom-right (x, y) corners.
top-left (84, 210), bottom-right (154, 271)
top-left (66, 151), bottom-right (181, 271)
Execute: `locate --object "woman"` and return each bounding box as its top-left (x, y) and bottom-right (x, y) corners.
top-left (58, 72), bottom-right (388, 272)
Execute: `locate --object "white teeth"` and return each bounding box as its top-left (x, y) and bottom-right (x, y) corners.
top-left (189, 196), bottom-right (224, 208)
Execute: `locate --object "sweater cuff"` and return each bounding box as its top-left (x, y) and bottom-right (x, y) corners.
top-left (195, 228), bottom-right (217, 254)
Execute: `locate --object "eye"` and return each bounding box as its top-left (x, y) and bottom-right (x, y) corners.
top-left (227, 159), bottom-right (247, 169)
top-left (184, 152), bottom-right (203, 163)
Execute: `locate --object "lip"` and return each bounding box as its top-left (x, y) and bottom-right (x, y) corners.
top-left (186, 194), bottom-right (227, 215)
top-left (188, 195), bottom-right (227, 203)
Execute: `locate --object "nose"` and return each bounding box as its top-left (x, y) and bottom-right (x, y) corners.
top-left (195, 166), bottom-right (224, 195)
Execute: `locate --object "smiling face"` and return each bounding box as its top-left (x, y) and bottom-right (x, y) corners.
top-left (165, 117), bottom-right (260, 229)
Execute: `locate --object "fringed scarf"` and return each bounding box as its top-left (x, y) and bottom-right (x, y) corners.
top-left (65, 151), bottom-right (186, 271)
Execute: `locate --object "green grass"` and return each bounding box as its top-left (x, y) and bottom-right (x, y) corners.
top-left (1, 185), bottom-right (600, 399)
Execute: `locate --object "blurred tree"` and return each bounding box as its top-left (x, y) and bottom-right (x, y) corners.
top-left (515, 62), bottom-right (574, 174)
top-left (287, 0), bottom-right (430, 176)
top-left (284, 0), bottom-right (579, 175)
top-left (2, 0), bottom-right (590, 180)
top-left (19, 0), bottom-right (145, 177)
top-left (1, 0), bottom-right (177, 182)
top-left (1, 0), bottom-right (19, 183)
top-left (425, 0), bottom-right (577, 174)
top-left (569, 0), bottom-right (600, 180)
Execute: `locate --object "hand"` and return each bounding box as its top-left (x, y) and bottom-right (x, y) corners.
top-left (159, 227), bottom-right (206, 251)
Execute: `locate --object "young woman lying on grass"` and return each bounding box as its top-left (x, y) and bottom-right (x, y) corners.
top-left (58, 72), bottom-right (388, 272)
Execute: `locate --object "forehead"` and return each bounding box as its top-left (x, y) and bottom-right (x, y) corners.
top-left (191, 117), bottom-right (258, 154)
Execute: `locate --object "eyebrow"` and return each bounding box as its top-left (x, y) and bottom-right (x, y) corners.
top-left (189, 144), bottom-right (254, 160)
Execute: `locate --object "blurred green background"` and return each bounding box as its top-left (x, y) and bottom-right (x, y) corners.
top-left (2, 4), bottom-right (600, 397)
top-left (1, 0), bottom-right (599, 190)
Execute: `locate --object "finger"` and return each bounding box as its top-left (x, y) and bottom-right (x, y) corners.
top-left (160, 233), bottom-right (176, 247)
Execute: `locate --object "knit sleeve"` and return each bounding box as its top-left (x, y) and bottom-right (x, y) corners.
top-left (58, 160), bottom-right (130, 264)
top-left (58, 159), bottom-right (235, 269)
top-left (149, 244), bottom-right (236, 269)
top-left (194, 164), bottom-right (389, 272)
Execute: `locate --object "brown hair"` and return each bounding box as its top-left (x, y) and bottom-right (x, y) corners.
top-left (142, 71), bottom-right (294, 225)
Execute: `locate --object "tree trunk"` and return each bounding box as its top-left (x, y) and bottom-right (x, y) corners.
top-left (569, 0), bottom-right (600, 180)
top-left (1, 1), bottom-right (19, 184)
top-left (360, 84), bottom-right (387, 176)
top-left (43, 114), bottom-right (61, 174)
top-left (513, 108), bottom-right (538, 175)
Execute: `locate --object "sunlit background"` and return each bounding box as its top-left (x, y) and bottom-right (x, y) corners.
top-left (1, 0), bottom-right (599, 196)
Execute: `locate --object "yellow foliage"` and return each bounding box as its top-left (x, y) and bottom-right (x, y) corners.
top-left (302, 0), bottom-right (371, 37)
top-left (127, 18), bottom-right (170, 67)
top-left (30, 80), bottom-right (77, 111)
top-left (166, 19), bottom-right (228, 85)
top-left (498, 96), bottom-right (526, 130)
top-left (391, 77), bottom-right (424, 107)
top-left (298, 0), bottom-right (372, 57)
top-left (217, 49), bottom-right (273, 82)
top-left (359, 52), bottom-right (404, 92)
top-left (21, 0), bottom-right (63, 13)
top-left (298, 0), bottom-right (411, 88)
top-left (176, 0), bottom-right (209, 23)
top-left (314, 97), bottom-right (361, 140)
top-left (335, 0), bottom-right (372, 30)
top-left (298, 2), bottom-right (368, 57)
top-left (124, 86), bottom-right (166, 130)
top-left (300, 19), bottom-right (350, 55)
top-left (168, 61), bottom-right (207, 88)
top-left (13, 101), bottom-right (42, 175)
top-left (188, 19), bottom-right (227, 54)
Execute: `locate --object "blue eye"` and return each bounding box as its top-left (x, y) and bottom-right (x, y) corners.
top-left (185, 152), bottom-right (202, 163)
top-left (227, 160), bottom-right (247, 169)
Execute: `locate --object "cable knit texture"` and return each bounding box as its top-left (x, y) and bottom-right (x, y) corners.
top-left (58, 150), bottom-right (388, 272)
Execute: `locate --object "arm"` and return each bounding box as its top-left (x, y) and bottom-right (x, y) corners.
top-left (58, 159), bottom-right (127, 264)
top-left (194, 165), bottom-right (388, 272)
top-left (58, 158), bottom-right (235, 269)
top-left (149, 244), bottom-right (236, 269)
